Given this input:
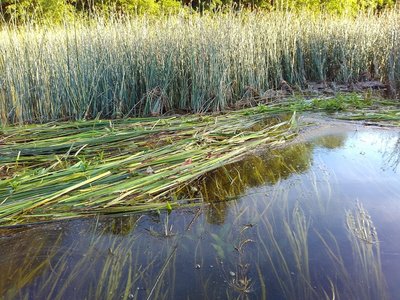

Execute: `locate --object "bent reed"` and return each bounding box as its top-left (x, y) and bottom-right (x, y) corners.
top-left (0, 10), bottom-right (400, 126)
top-left (0, 109), bottom-right (296, 225)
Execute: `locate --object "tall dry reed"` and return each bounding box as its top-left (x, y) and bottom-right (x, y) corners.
top-left (1, 10), bottom-right (399, 125)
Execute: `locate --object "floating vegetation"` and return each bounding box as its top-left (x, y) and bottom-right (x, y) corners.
top-left (1, 129), bottom-right (399, 299)
top-left (0, 109), bottom-right (296, 225)
top-left (341, 111), bottom-right (400, 126)
top-left (233, 93), bottom-right (400, 127)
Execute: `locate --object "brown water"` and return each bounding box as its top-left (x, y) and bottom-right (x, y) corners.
top-left (1, 126), bottom-right (400, 299)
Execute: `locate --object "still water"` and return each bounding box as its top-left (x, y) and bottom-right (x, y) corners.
top-left (1, 126), bottom-right (400, 299)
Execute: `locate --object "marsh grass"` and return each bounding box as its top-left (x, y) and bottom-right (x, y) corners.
top-left (0, 103), bottom-right (397, 298)
top-left (1, 11), bottom-right (400, 125)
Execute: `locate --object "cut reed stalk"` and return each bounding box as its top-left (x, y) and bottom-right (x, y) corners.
top-left (0, 109), bottom-right (297, 225)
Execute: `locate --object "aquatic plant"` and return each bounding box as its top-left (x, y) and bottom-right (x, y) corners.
top-left (383, 133), bottom-right (400, 170)
top-left (346, 201), bottom-right (378, 245)
top-left (0, 214), bottom-right (181, 300)
top-left (0, 140), bottom-right (394, 299)
top-left (0, 11), bottom-right (399, 125)
top-left (0, 109), bottom-right (296, 225)
top-left (0, 225), bottom-right (63, 299)
top-left (346, 201), bottom-right (388, 300)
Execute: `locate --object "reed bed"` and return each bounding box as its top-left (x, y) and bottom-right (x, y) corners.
top-left (1, 11), bottom-right (400, 125)
top-left (0, 109), bottom-right (296, 225)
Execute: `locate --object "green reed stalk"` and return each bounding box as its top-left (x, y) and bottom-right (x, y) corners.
top-left (0, 109), bottom-right (296, 225)
top-left (0, 11), bottom-right (399, 126)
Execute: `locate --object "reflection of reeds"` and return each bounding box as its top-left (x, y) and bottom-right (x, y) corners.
top-left (0, 226), bottom-right (62, 299)
top-left (383, 133), bottom-right (400, 170)
top-left (179, 141), bottom-right (313, 204)
top-left (3, 214), bottom-right (181, 300)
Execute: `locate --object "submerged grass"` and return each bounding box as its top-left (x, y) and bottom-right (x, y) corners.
top-left (346, 202), bottom-right (388, 300)
top-left (317, 201), bottom-right (388, 300)
top-left (1, 11), bottom-right (400, 125)
top-left (0, 215), bottom-right (179, 300)
top-left (0, 108), bottom-right (297, 225)
top-left (0, 136), bottom-right (392, 299)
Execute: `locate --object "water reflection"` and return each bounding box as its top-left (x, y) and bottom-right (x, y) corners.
top-left (196, 143), bottom-right (314, 203)
top-left (0, 225), bottom-right (62, 299)
top-left (206, 202), bottom-right (230, 225)
top-left (1, 128), bottom-right (400, 299)
top-left (313, 134), bottom-right (346, 149)
top-left (196, 134), bottom-right (346, 201)
top-left (184, 134), bottom-right (346, 225)
top-left (383, 132), bottom-right (400, 171)
top-left (103, 214), bottom-right (142, 235)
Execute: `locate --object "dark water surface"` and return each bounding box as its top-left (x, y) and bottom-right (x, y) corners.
top-left (1, 126), bottom-right (400, 300)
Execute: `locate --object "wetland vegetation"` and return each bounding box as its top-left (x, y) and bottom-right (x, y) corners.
top-left (1, 128), bottom-right (400, 299)
top-left (1, 1), bottom-right (400, 299)
top-left (0, 8), bottom-right (400, 125)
